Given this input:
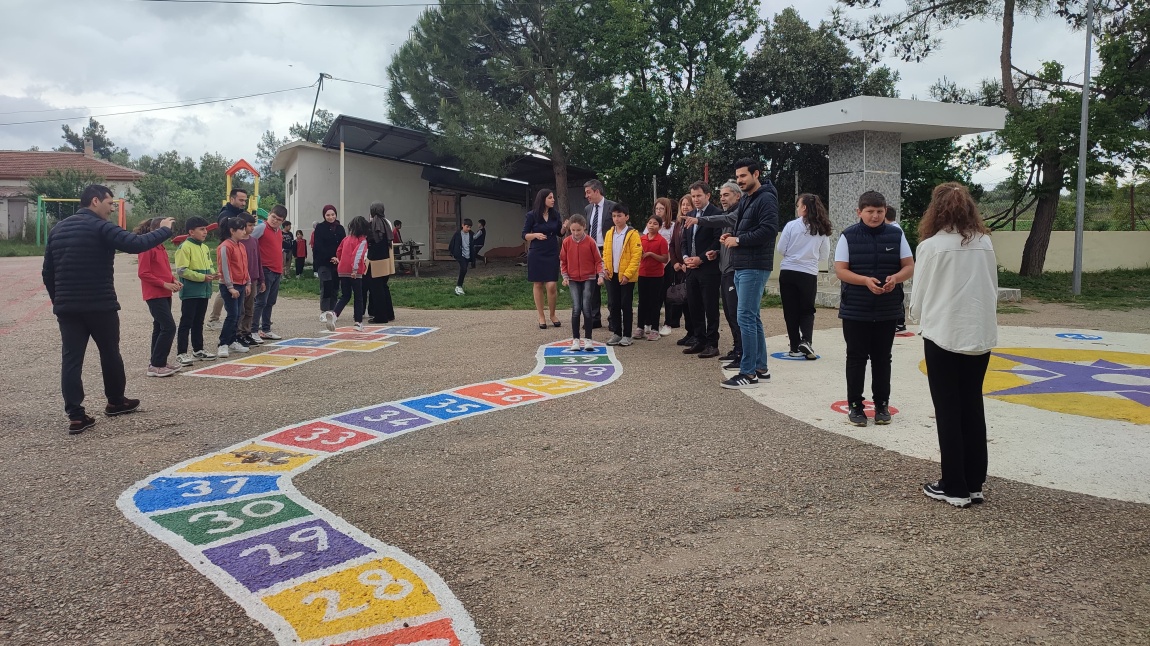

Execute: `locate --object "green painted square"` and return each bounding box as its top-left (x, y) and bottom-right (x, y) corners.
top-left (544, 355), bottom-right (611, 366)
top-left (150, 494), bottom-right (311, 545)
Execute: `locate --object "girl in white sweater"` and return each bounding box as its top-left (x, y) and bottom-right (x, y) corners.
top-left (777, 193), bottom-right (831, 359)
top-left (909, 182), bottom-right (999, 509)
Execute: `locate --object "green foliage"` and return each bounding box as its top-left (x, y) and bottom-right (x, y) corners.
top-left (997, 267), bottom-right (1150, 310)
top-left (288, 109), bottom-right (335, 144)
top-left (132, 151), bottom-right (234, 221)
top-left (0, 240), bottom-right (45, 257)
top-left (28, 168), bottom-right (106, 200)
top-left (57, 118), bottom-right (129, 161)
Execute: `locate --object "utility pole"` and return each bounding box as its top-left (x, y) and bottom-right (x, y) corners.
top-left (1072, 0), bottom-right (1095, 296)
top-left (306, 73), bottom-right (332, 143)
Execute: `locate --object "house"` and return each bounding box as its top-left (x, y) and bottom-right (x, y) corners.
top-left (0, 141), bottom-right (144, 239)
top-left (271, 115), bottom-right (596, 262)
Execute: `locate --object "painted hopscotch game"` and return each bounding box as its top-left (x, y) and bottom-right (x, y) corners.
top-left (119, 340), bottom-right (621, 645)
top-left (179, 325), bottom-right (437, 380)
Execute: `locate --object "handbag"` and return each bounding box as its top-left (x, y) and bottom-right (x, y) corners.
top-left (665, 282), bottom-right (687, 305)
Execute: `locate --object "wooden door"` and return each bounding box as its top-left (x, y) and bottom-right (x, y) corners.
top-left (429, 191), bottom-right (459, 261)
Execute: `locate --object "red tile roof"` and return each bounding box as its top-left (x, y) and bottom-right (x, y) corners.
top-left (0, 151), bottom-right (144, 182)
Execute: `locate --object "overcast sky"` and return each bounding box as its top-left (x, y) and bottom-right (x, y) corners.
top-left (0, 0), bottom-right (1088, 186)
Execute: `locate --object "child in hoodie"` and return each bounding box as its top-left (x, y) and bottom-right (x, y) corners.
top-left (174, 216), bottom-right (218, 366)
top-left (560, 214), bottom-right (605, 352)
top-left (325, 216), bottom-right (370, 331)
top-left (136, 218), bottom-right (183, 377)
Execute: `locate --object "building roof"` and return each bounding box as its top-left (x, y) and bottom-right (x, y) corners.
top-left (0, 151), bottom-right (145, 182)
top-left (736, 96), bottom-right (1007, 145)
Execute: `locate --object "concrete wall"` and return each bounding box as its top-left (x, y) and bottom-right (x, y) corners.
top-left (460, 195), bottom-right (527, 256)
top-left (990, 231), bottom-right (1150, 272)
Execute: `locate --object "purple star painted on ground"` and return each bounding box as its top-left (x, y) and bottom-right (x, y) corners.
top-left (988, 352), bottom-right (1150, 407)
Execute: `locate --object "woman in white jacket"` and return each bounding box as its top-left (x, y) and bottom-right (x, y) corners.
top-left (777, 193), bottom-right (831, 359)
top-left (909, 182), bottom-right (999, 509)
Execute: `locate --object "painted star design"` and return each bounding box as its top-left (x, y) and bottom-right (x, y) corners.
top-left (987, 352), bottom-right (1150, 408)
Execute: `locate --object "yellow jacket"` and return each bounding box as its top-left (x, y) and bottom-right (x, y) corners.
top-left (602, 226), bottom-right (643, 282)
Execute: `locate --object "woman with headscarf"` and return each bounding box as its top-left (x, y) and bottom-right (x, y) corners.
top-left (364, 201), bottom-right (396, 324)
top-left (312, 205), bottom-right (346, 328)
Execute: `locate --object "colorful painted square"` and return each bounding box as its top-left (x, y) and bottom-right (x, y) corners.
top-left (201, 519), bottom-right (374, 592)
top-left (328, 332), bottom-right (393, 342)
top-left (333, 405), bottom-right (437, 435)
top-left (232, 354), bottom-right (318, 368)
top-left (270, 338), bottom-right (338, 348)
top-left (263, 421), bottom-right (381, 453)
top-left (267, 346), bottom-right (342, 358)
top-left (342, 618), bottom-right (461, 646)
top-left (377, 326), bottom-right (437, 337)
top-left (259, 557), bottom-right (441, 642)
top-left (544, 354), bottom-right (612, 366)
top-left (176, 443), bottom-right (318, 474)
top-left (332, 325), bottom-right (389, 334)
top-left (453, 382), bottom-right (547, 407)
top-left (539, 364), bottom-right (616, 383)
top-left (543, 345), bottom-right (606, 356)
top-left (397, 393), bottom-right (495, 420)
top-left (182, 363), bottom-right (281, 380)
top-left (150, 494), bottom-right (311, 546)
top-left (132, 475), bottom-right (281, 513)
top-left (505, 375), bottom-right (593, 396)
top-left (326, 340), bottom-right (396, 352)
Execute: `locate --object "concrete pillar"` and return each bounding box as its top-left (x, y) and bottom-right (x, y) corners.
top-left (828, 130), bottom-right (902, 252)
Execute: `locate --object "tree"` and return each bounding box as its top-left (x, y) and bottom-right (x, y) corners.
top-left (388, 0), bottom-right (592, 215)
top-left (133, 151), bottom-right (234, 220)
top-left (57, 118), bottom-right (129, 163)
top-left (288, 109), bottom-right (336, 145)
top-left (835, 0), bottom-right (1149, 276)
top-left (28, 168), bottom-right (106, 201)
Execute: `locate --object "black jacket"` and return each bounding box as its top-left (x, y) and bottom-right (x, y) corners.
top-left (42, 209), bottom-right (172, 315)
top-left (838, 222), bottom-right (906, 322)
top-left (312, 220), bottom-right (346, 268)
top-left (216, 203), bottom-right (245, 228)
top-left (678, 204), bottom-right (724, 274)
top-left (448, 230), bottom-right (474, 261)
top-left (366, 219), bottom-right (393, 261)
top-left (730, 181), bottom-right (780, 271)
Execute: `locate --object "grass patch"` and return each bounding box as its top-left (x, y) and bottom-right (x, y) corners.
top-left (997, 268), bottom-right (1150, 310)
top-left (996, 304), bottom-right (1032, 314)
top-left (0, 240), bottom-right (45, 257)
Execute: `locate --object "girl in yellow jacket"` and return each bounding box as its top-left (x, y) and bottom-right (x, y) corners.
top-left (602, 203), bottom-right (644, 346)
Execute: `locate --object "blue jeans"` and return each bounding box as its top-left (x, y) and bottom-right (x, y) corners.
top-left (252, 269), bottom-right (281, 333)
top-left (568, 279), bottom-right (596, 338)
top-left (735, 269), bottom-right (771, 376)
top-left (218, 284), bottom-right (243, 346)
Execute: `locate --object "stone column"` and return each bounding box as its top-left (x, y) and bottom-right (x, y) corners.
top-left (828, 130), bottom-right (902, 253)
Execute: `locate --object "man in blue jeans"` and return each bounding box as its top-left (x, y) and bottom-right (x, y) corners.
top-left (720, 158), bottom-right (780, 389)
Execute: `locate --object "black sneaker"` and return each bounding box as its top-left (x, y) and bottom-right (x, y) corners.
top-left (847, 402), bottom-right (868, 427)
top-left (798, 341), bottom-right (817, 360)
top-left (677, 335), bottom-right (696, 347)
top-left (755, 369), bottom-right (770, 381)
top-left (970, 491), bottom-right (985, 504)
top-left (723, 360), bottom-right (740, 370)
top-left (720, 373), bottom-right (759, 389)
top-left (719, 350), bottom-right (738, 362)
top-left (68, 415), bottom-right (96, 435)
top-left (237, 335), bottom-right (252, 347)
top-left (698, 346), bottom-right (719, 359)
top-left (105, 398), bottom-right (141, 417)
top-left (683, 344), bottom-right (705, 355)
top-left (873, 401), bottom-right (892, 425)
top-left (895, 324), bottom-right (907, 333)
top-left (923, 481), bottom-right (972, 508)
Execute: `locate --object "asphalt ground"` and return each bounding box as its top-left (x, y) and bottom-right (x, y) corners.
top-left (0, 255), bottom-right (1147, 645)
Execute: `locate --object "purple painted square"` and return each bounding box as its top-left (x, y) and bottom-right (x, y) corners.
top-left (540, 365), bottom-right (616, 382)
top-left (202, 519), bottom-right (373, 592)
top-left (332, 404), bottom-right (436, 435)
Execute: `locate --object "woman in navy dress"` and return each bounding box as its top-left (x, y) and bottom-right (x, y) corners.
top-left (523, 188), bottom-right (563, 329)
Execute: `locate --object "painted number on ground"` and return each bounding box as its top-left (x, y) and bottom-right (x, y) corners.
top-left (150, 494), bottom-right (310, 545)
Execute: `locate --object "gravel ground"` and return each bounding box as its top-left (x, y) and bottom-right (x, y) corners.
top-left (1, 255), bottom-right (1148, 645)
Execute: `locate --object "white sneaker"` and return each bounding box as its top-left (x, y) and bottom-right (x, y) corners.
top-left (354, 322), bottom-right (364, 332)
top-left (455, 286), bottom-right (465, 296)
top-left (176, 353), bottom-right (195, 366)
top-left (206, 320), bottom-right (220, 331)
top-left (193, 349), bottom-right (216, 361)
top-left (217, 344), bottom-right (229, 358)
top-left (258, 331), bottom-right (282, 340)
top-left (323, 311), bottom-right (336, 332)
top-left (147, 365), bottom-right (177, 377)
top-left (229, 341), bottom-right (249, 353)
top-left (569, 338), bottom-right (581, 352)
top-left (632, 327), bottom-right (645, 340)
top-left (658, 325), bottom-right (672, 337)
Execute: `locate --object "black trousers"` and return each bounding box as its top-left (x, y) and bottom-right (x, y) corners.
top-left (636, 275), bottom-right (663, 331)
top-left (604, 275), bottom-right (635, 337)
top-left (456, 258), bottom-right (469, 287)
top-left (365, 272), bottom-right (394, 323)
top-left (779, 269), bottom-right (817, 352)
top-left (146, 297), bottom-right (176, 368)
top-left (470, 246), bottom-right (483, 268)
top-left (178, 298), bottom-right (209, 354)
top-left (57, 310), bottom-right (127, 420)
top-left (318, 265), bottom-right (339, 312)
top-left (925, 338), bottom-right (991, 497)
top-left (334, 277), bottom-right (365, 323)
top-left (841, 318), bottom-right (898, 405)
top-left (720, 271), bottom-right (741, 355)
top-left (591, 247), bottom-right (605, 328)
top-left (685, 268), bottom-right (721, 347)
top-left (294, 258), bottom-right (305, 277)
top-left (662, 261), bottom-right (684, 329)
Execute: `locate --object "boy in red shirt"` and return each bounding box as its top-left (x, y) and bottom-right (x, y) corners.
top-left (215, 217), bottom-right (251, 357)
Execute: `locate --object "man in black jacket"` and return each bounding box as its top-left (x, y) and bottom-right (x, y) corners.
top-left (42, 185), bottom-right (174, 433)
top-left (719, 158), bottom-right (780, 389)
top-left (206, 188), bottom-right (248, 328)
top-left (679, 180), bottom-right (724, 359)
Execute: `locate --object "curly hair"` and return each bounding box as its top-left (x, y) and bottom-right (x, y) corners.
top-left (918, 182), bottom-right (989, 245)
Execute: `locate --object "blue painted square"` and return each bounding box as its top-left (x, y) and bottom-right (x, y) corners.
top-left (397, 393), bottom-right (494, 420)
top-left (544, 345), bottom-right (606, 356)
top-left (133, 475), bottom-right (281, 513)
top-left (270, 338), bottom-right (337, 348)
top-left (332, 405), bottom-right (437, 435)
top-left (378, 326), bottom-right (437, 336)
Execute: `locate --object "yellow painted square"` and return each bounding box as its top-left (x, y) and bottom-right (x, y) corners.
top-left (232, 354), bottom-right (314, 367)
top-left (505, 376), bottom-right (592, 396)
top-left (261, 557), bottom-right (441, 641)
top-left (325, 340), bottom-right (397, 352)
top-left (176, 443), bottom-right (317, 474)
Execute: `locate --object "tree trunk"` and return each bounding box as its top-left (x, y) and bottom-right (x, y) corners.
top-left (1001, 0), bottom-right (1019, 108)
top-left (550, 141), bottom-right (571, 219)
top-left (1019, 157), bottom-right (1062, 277)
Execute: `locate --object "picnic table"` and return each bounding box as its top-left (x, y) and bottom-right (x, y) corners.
top-left (394, 241), bottom-right (425, 277)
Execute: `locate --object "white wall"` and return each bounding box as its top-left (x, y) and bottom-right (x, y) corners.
top-left (991, 231), bottom-right (1150, 272)
top-left (461, 195), bottom-right (528, 253)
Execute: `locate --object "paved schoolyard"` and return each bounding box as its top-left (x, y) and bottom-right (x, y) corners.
top-left (0, 255), bottom-right (1148, 645)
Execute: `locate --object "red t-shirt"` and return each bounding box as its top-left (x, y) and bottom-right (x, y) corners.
top-left (639, 232), bottom-right (669, 277)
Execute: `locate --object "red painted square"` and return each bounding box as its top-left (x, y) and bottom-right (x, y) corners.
top-left (328, 332), bottom-right (389, 342)
top-left (263, 421), bottom-right (380, 452)
top-left (453, 382), bottom-right (547, 407)
top-left (344, 618), bottom-right (460, 646)
top-left (333, 325), bottom-right (388, 334)
top-left (267, 347), bottom-right (342, 358)
top-left (185, 363), bottom-right (280, 379)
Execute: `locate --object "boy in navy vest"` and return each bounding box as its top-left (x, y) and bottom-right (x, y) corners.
top-left (833, 191), bottom-right (915, 427)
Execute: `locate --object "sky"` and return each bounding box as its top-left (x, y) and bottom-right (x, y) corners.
top-left (0, 0), bottom-right (1090, 187)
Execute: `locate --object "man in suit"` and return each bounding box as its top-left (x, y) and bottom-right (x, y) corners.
top-left (679, 180), bottom-right (724, 359)
top-left (583, 179), bottom-right (616, 329)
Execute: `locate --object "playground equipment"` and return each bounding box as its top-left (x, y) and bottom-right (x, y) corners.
top-left (35, 196), bottom-right (127, 246)
top-left (170, 158), bottom-right (262, 245)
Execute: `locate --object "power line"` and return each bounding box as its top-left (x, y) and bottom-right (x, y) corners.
top-left (0, 83), bottom-right (317, 127)
top-left (0, 94), bottom-right (273, 116)
top-left (133, 0), bottom-right (522, 6)
top-left (329, 76), bottom-right (388, 90)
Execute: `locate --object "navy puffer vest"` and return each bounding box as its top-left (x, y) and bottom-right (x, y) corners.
top-left (838, 222), bottom-right (905, 322)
